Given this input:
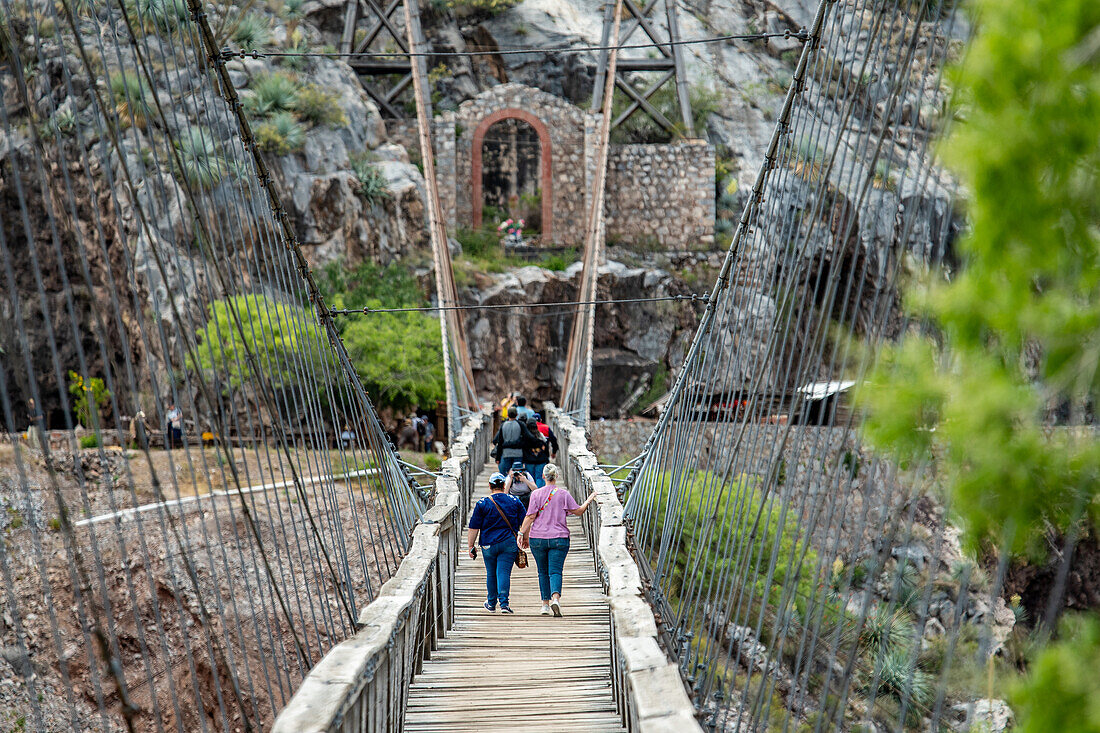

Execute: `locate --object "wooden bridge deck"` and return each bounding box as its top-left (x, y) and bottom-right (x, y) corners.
top-left (404, 463), bottom-right (625, 732)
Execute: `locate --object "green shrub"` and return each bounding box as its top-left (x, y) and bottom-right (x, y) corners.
top-left (424, 454), bottom-right (442, 472)
top-left (350, 155), bottom-right (390, 204)
top-left (232, 13), bottom-right (270, 51)
top-left (244, 71), bottom-right (299, 117)
top-left (137, 0), bottom-right (188, 29)
top-left (176, 126), bottom-right (228, 190)
top-left (455, 227), bottom-right (499, 259)
top-left (635, 470), bottom-right (820, 620)
top-left (255, 112), bottom-right (305, 155)
top-left (79, 434), bottom-right (101, 449)
top-left (294, 84), bottom-right (347, 127)
top-left (854, 606), bottom-right (914, 660)
top-left (430, 0), bottom-right (518, 16)
top-left (541, 251), bottom-right (576, 271)
top-left (109, 71), bottom-right (151, 129)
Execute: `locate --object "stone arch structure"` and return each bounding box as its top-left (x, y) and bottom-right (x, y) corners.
top-left (470, 109), bottom-right (553, 237)
top-left (450, 84), bottom-right (588, 244)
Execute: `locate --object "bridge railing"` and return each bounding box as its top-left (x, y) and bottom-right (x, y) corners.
top-left (272, 407), bottom-right (492, 732)
top-left (548, 406), bottom-right (700, 732)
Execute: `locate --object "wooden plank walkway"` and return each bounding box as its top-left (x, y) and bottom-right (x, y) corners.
top-left (404, 462), bottom-right (625, 733)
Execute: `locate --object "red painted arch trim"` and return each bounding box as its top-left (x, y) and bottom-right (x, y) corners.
top-left (470, 108), bottom-right (553, 240)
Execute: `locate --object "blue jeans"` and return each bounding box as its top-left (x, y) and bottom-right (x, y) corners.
top-left (482, 536), bottom-right (518, 608)
top-left (529, 537), bottom-right (570, 601)
top-left (498, 456), bottom-right (523, 475)
top-left (530, 462), bottom-right (547, 488)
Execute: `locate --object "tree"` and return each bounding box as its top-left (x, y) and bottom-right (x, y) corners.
top-left (68, 371), bottom-right (112, 428)
top-left (188, 294), bottom-right (335, 391)
top-left (317, 260), bottom-right (445, 412)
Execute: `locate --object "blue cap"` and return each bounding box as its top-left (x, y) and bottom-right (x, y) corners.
top-left (489, 472), bottom-right (507, 485)
top-left (533, 413), bottom-right (541, 420)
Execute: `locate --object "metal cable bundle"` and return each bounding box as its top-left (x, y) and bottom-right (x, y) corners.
top-left (619, 0), bottom-right (989, 729)
top-left (0, 0), bottom-right (427, 727)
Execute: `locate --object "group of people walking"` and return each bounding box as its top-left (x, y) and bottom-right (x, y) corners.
top-left (467, 464), bottom-right (595, 616)
top-left (468, 393), bottom-right (592, 615)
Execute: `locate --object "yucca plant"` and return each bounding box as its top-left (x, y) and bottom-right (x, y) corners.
top-left (255, 112), bottom-right (305, 155)
top-left (244, 71), bottom-right (299, 117)
top-left (875, 649), bottom-right (933, 709)
top-left (231, 13), bottom-right (270, 51)
top-left (176, 126), bottom-right (228, 190)
top-left (137, 0), bottom-right (189, 29)
top-left (109, 71), bottom-right (152, 129)
top-left (854, 605), bottom-right (914, 660)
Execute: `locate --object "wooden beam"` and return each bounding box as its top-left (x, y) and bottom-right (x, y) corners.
top-left (612, 75), bottom-right (676, 132)
top-left (621, 0), bottom-right (672, 56)
top-left (611, 70), bottom-right (673, 129)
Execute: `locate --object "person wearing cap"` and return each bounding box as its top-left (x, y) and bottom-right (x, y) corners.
top-left (518, 464), bottom-right (596, 617)
top-left (467, 472), bottom-right (527, 614)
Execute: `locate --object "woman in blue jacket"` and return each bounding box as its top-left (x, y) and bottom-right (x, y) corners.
top-left (467, 472), bottom-right (527, 614)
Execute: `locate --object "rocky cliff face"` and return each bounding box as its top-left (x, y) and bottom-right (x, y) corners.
top-left (462, 261), bottom-right (701, 414)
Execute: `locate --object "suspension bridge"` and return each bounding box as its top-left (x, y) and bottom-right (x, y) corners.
top-left (0, 0), bottom-right (991, 729)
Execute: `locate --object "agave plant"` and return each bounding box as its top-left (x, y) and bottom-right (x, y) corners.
top-left (176, 126), bottom-right (228, 190)
top-left (137, 0), bottom-right (189, 30)
top-left (244, 72), bottom-right (299, 118)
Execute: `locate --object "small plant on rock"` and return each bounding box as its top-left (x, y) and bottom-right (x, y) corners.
top-left (294, 84), bottom-right (347, 127)
top-left (109, 71), bottom-right (152, 129)
top-left (350, 155), bottom-right (390, 204)
top-left (231, 13), bottom-right (271, 51)
top-left (255, 112), bottom-right (305, 155)
top-left (176, 125), bottom-right (228, 190)
top-left (245, 71), bottom-right (299, 117)
top-left (137, 0), bottom-right (189, 30)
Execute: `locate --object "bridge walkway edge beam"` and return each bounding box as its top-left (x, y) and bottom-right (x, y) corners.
top-left (548, 405), bottom-right (701, 731)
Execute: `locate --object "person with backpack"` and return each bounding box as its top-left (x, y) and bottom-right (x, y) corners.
top-left (523, 415), bottom-right (551, 487)
top-left (518, 465), bottom-right (596, 617)
top-left (532, 413), bottom-right (559, 461)
top-left (491, 406), bottom-right (541, 475)
top-left (468, 472), bottom-right (527, 614)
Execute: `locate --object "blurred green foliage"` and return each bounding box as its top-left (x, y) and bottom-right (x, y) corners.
top-left (858, 0), bottom-right (1100, 558)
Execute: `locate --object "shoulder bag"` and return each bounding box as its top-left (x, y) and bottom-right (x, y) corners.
top-left (487, 495), bottom-right (528, 569)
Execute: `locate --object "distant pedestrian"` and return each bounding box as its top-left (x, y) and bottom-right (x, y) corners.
top-left (492, 406), bottom-right (541, 474)
top-left (165, 402), bottom-right (183, 449)
top-left (468, 472), bottom-right (527, 614)
top-left (340, 425), bottom-right (355, 450)
top-left (423, 417), bottom-right (435, 448)
top-left (514, 395), bottom-right (534, 420)
top-left (519, 465), bottom-right (596, 617)
top-left (129, 410), bottom-right (148, 449)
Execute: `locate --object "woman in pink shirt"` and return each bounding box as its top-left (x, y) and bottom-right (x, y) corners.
top-left (517, 465), bottom-right (596, 616)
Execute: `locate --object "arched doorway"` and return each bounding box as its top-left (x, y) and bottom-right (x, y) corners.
top-left (471, 109), bottom-right (553, 240)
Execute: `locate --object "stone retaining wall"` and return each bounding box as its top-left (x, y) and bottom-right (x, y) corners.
top-left (604, 141), bottom-right (716, 248)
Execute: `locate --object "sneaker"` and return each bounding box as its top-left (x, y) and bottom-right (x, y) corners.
top-left (540, 604), bottom-right (551, 616)
top-left (550, 598), bottom-right (562, 617)
top-left (500, 605), bottom-right (514, 614)
top-left (483, 601), bottom-right (496, 613)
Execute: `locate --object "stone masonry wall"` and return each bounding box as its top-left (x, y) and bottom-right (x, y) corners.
top-left (603, 141), bottom-right (716, 249)
top-left (454, 83), bottom-right (587, 244)
top-left (390, 85), bottom-right (716, 249)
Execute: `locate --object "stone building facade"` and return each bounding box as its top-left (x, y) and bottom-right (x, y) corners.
top-left (393, 83), bottom-right (715, 248)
